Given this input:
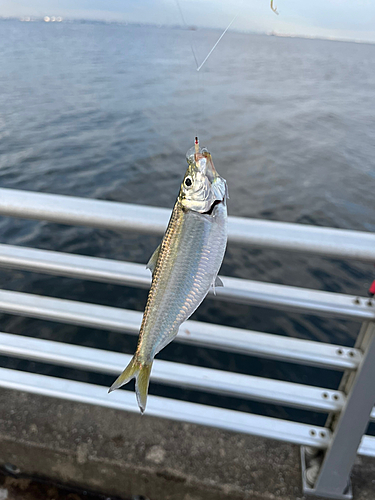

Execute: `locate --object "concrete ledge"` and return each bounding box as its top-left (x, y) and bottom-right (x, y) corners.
top-left (0, 471), bottom-right (116, 500)
top-left (0, 387), bottom-right (374, 500)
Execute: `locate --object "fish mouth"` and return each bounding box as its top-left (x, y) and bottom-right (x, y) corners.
top-left (202, 198), bottom-right (223, 215)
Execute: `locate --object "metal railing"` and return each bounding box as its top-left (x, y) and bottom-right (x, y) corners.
top-left (0, 187), bottom-right (374, 499)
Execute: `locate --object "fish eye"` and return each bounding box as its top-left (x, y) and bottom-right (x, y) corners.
top-left (185, 176), bottom-right (192, 187)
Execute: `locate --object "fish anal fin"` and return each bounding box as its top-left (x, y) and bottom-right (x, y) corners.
top-left (146, 244), bottom-right (161, 275)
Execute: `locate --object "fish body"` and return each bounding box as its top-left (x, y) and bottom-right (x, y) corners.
top-left (109, 143), bottom-right (228, 412)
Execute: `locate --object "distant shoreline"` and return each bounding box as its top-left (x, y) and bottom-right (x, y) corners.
top-left (1, 16), bottom-right (374, 46)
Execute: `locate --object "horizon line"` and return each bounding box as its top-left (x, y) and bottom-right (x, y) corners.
top-left (1, 15), bottom-right (375, 46)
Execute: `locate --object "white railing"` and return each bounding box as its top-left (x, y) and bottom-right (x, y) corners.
top-left (0, 187), bottom-right (374, 500)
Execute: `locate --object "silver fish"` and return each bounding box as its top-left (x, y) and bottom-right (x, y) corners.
top-left (109, 139), bottom-right (228, 413)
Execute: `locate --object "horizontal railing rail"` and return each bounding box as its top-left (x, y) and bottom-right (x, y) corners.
top-left (1, 188), bottom-right (375, 261)
top-left (0, 367), bottom-right (374, 457)
top-left (0, 367), bottom-right (333, 448)
top-left (0, 332), bottom-right (347, 413)
top-left (0, 244), bottom-right (374, 321)
top-left (0, 288), bottom-right (362, 369)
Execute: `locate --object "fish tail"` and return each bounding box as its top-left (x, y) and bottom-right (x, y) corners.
top-left (108, 355), bottom-right (153, 414)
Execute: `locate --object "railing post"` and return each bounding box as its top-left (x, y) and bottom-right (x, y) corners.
top-left (301, 321), bottom-right (375, 499)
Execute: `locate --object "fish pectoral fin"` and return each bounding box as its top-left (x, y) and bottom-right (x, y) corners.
top-left (146, 244), bottom-right (161, 275)
top-left (214, 276), bottom-right (224, 287)
top-left (211, 276), bottom-right (223, 296)
top-left (109, 355), bottom-right (153, 414)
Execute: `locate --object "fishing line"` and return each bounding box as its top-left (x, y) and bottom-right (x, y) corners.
top-left (174, 0), bottom-right (201, 136)
top-left (174, 0), bottom-right (199, 69)
top-left (175, 1), bottom-right (239, 138)
top-left (196, 14), bottom-right (238, 72)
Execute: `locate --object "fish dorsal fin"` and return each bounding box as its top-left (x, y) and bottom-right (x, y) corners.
top-left (146, 244), bottom-right (161, 275)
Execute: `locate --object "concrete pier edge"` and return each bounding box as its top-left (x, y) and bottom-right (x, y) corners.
top-left (0, 388), bottom-right (374, 500)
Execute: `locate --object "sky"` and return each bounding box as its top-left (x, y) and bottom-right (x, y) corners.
top-left (1, 0), bottom-right (375, 42)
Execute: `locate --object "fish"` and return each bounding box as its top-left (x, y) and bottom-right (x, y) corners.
top-left (109, 138), bottom-right (228, 413)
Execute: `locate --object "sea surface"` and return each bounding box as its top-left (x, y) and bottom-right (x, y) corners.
top-left (0, 20), bottom-right (375, 425)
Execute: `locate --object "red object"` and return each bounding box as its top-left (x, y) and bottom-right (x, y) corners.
top-left (369, 280), bottom-right (375, 297)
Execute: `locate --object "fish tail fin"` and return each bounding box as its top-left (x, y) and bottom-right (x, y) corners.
top-left (108, 355), bottom-right (153, 414)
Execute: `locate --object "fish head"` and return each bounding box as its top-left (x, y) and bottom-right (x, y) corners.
top-left (179, 145), bottom-right (228, 214)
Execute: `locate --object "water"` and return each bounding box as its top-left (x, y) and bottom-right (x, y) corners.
top-left (1, 20), bottom-right (375, 424)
